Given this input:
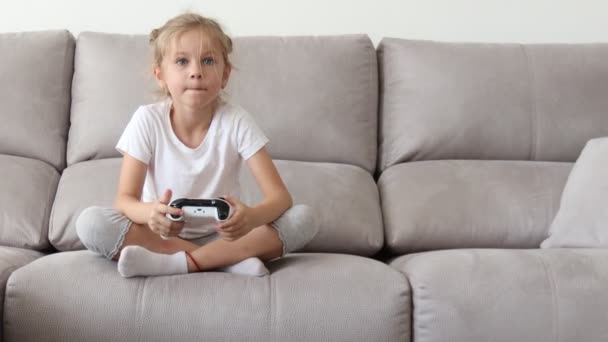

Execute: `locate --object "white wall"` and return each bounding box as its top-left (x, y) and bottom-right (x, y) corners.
top-left (1, 0), bottom-right (607, 45)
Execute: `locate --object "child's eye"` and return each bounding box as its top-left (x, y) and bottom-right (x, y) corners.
top-left (202, 57), bottom-right (215, 65)
top-left (176, 58), bottom-right (188, 66)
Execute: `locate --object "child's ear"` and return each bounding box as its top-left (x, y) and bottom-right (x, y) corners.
top-left (221, 64), bottom-right (232, 89)
top-left (153, 66), bottom-right (162, 81)
top-left (153, 67), bottom-right (166, 88)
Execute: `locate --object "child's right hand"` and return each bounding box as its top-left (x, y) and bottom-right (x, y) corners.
top-left (148, 189), bottom-right (184, 238)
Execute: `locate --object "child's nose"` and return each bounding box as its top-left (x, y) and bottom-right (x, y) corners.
top-left (189, 64), bottom-right (203, 79)
top-left (189, 71), bottom-right (202, 79)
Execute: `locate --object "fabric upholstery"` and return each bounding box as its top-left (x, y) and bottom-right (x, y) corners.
top-left (67, 32), bottom-right (157, 166)
top-left (378, 160), bottom-right (571, 253)
top-left (0, 246), bottom-right (45, 342)
top-left (5, 252), bottom-right (409, 342)
top-left (378, 38), bottom-right (608, 171)
top-left (391, 248), bottom-right (608, 342)
top-left (0, 155), bottom-right (60, 250)
top-left (50, 159), bottom-right (383, 256)
top-left (227, 35), bottom-right (378, 172)
top-left (0, 30), bottom-right (74, 171)
top-left (49, 159), bottom-right (122, 251)
top-left (67, 33), bottom-right (378, 173)
top-left (541, 137), bottom-right (608, 248)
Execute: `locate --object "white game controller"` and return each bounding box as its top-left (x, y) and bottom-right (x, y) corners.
top-left (167, 197), bottom-right (233, 221)
top-left (162, 197), bottom-right (233, 240)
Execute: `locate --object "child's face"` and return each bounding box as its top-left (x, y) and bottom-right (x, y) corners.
top-left (155, 29), bottom-right (231, 112)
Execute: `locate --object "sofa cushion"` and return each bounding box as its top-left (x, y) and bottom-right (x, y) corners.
top-left (5, 252), bottom-right (409, 342)
top-left (378, 38), bottom-right (608, 171)
top-left (49, 159), bottom-right (121, 251)
top-left (390, 248), bottom-right (608, 342)
top-left (67, 32), bottom-right (157, 167)
top-left (227, 35), bottom-right (378, 172)
top-left (541, 137), bottom-right (608, 248)
top-left (378, 160), bottom-right (571, 253)
top-left (68, 33), bottom-right (378, 173)
top-left (0, 246), bottom-right (45, 342)
top-left (0, 30), bottom-right (74, 171)
top-left (239, 160), bottom-right (384, 255)
top-left (0, 155), bottom-right (60, 250)
top-left (50, 159), bottom-right (383, 256)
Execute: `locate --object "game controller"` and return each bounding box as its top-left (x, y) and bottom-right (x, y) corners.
top-left (166, 197), bottom-right (233, 222)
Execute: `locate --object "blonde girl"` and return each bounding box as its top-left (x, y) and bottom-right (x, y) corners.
top-left (76, 13), bottom-right (318, 277)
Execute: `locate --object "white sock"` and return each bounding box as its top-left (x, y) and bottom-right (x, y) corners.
top-left (117, 246), bottom-right (188, 278)
top-left (219, 257), bottom-right (269, 277)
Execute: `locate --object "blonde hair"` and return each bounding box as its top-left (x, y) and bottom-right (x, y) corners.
top-left (149, 13), bottom-right (233, 99)
top-left (150, 12), bottom-right (233, 68)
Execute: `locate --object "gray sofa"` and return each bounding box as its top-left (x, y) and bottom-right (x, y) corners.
top-left (1, 30), bottom-right (607, 342)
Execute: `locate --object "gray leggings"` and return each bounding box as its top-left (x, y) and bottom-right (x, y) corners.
top-left (76, 204), bottom-right (319, 260)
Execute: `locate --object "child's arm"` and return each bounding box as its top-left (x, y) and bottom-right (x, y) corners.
top-left (113, 154), bottom-right (153, 224)
top-left (218, 147), bottom-right (292, 240)
top-left (113, 153), bottom-right (182, 231)
top-left (245, 147), bottom-right (293, 225)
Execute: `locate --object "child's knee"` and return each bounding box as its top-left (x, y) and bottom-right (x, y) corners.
top-left (76, 206), bottom-right (106, 244)
top-left (288, 204), bottom-right (319, 238)
top-left (76, 206), bottom-right (125, 257)
top-left (273, 204), bottom-right (319, 254)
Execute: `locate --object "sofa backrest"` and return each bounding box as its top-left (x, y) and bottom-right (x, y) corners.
top-left (0, 30), bottom-right (74, 171)
top-left (67, 32), bottom-right (378, 173)
top-left (378, 38), bottom-right (608, 172)
top-left (0, 31), bottom-right (74, 250)
top-left (67, 32), bottom-right (157, 167)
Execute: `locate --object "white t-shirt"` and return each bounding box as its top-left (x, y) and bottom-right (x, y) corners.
top-left (116, 99), bottom-right (269, 239)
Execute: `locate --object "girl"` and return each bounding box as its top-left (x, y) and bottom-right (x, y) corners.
top-left (75, 13), bottom-right (319, 278)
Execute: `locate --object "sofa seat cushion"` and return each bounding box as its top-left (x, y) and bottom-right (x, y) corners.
top-left (0, 154), bottom-right (60, 249)
top-left (51, 158), bottom-right (383, 255)
top-left (390, 248), bottom-right (608, 342)
top-left (5, 252), bottom-right (409, 342)
top-left (378, 160), bottom-right (571, 253)
top-left (0, 246), bottom-right (45, 341)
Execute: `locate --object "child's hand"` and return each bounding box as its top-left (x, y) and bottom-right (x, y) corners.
top-left (148, 189), bottom-right (184, 238)
top-left (217, 195), bottom-right (255, 241)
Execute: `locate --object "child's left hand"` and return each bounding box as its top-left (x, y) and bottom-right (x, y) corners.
top-left (216, 195), bottom-right (256, 241)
